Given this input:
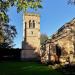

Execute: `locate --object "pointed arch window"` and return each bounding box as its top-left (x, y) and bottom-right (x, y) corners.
top-left (29, 20), bottom-right (35, 28)
top-left (33, 20), bottom-right (35, 28)
top-left (29, 20), bottom-right (32, 28)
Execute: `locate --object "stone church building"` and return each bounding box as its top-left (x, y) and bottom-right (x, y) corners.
top-left (41, 18), bottom-right (75, 63)
top-left (21, 13), bottom-right (40, 60)
top-left (51, 18), bottom-right (75, 54)
top-left (21, 12), bottom-right (75, 63)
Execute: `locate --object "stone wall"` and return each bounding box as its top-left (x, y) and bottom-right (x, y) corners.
top-left (21, 50), bottom-right (37, 60)
top-left (41, 18), bottom-right (75, 64)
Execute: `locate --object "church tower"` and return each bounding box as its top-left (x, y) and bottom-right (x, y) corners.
top-left (22, 13), bottom-right (40, 59)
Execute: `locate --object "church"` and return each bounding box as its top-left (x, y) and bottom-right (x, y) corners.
top-left (21, 13), bottom-right (40, 60)
top-left (21, 12), bottom-right (75, 63)
top-left (41, 18), bottom-right (75, 63)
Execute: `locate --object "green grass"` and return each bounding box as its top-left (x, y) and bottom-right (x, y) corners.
top-left (0, 61), bottom-right (63, 75)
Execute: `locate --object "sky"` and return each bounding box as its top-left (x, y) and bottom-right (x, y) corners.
top-left (7, 0), bottom-right (75, 48)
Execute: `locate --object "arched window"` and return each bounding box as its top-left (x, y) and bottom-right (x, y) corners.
top-left (29, 20), bottom-right (32, 28)
top-left (33, 20), bottom-right (35, 28)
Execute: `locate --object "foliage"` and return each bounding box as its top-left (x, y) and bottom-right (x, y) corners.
top-left (56, 64), bottom-right (75, 75)
top-left (40, 33), bottom-right (48, 45)
top-left (0, 48), bottom-right (21, 60)
top-left (0, 0), bottom-right (42, 25)
top-left (16, 0), bottom-right (42, 12)
top-left (0, 43), bottom-right (12, 49)
top-left (0, 0), bottom-right (42, 24)
top-left (0, 20), bottom-right (17, 48)
top-left (0, 25), bottom-right (17, 48)
top-left (0, 0), bottom-right (42, 48)
top-left (68, 0), bottom-right (75, 4)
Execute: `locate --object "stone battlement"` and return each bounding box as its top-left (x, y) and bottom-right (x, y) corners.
top-left (25, 12), bottom-right (40, 17)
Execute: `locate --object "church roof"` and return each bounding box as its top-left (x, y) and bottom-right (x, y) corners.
top-left (58, 18), bottom-right (75, 31)
top-left (51, 18), bottom-right (75, 38)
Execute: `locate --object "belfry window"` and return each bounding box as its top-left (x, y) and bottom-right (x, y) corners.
top-left (29, 20), bottom-right (35, 28)
top-left (33, 20), bottom-right (35, 28)
top-left (29, 20), bottom-right (32, 28)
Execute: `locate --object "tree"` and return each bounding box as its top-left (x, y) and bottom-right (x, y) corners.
top-left (68, 0), bottom-right (75, 4)
top-left (0, 18), bottom-right (17, 48)
top-left (0, 0), bottom-right (42, 24)
top-left (0, 0), bottom-right (42, 21)
top-left (0, 24), bottom-right (17, 48)
top-left (40, 33), bottom-right (48, 45)
top-left (0, 0), bottom-right (42, 48)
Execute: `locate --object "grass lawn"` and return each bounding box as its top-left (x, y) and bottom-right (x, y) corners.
top-left (0, 61), bottom-right (63, 75)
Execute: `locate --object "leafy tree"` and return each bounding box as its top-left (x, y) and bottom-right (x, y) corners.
top-left (0, 0), bottom-right (42, 48)
top-left (0, 0), bottom-right (42, 24)
top-left (68, 0), bottom-right (75, 4)
top-left (0, 24), bottom-right (17, 48)
top-left (0, 0), bottom-right (42, 21)
top-left (40, 33), bottom-right (48, 45)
